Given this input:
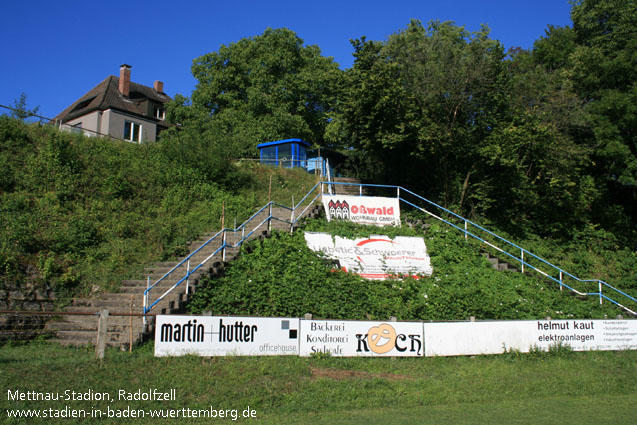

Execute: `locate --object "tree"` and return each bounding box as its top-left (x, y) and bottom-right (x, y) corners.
top-left (9, 93), bottom-right (40, 121)
top-left (568, 0), bottom-right (637, 228)
top-left (180, 28), bottom-right (343, 156)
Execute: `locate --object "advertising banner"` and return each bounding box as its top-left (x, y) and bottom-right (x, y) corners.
top-left (423, 319), bottom-right (637, 357)
top-left (300, 319), bottom-right (424, 357)
top-left (322, 195), bottom-right (400, 227)
top-left (154, 316), bottom-right (300, 357)
top-left (304, 232), bottom-right (433, 279)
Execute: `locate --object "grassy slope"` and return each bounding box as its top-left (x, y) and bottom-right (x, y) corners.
top-left (189, 219), bottom-right (631, 320)
top-left (0, 342), bottom-right (635, 424)
top-left (0, 117), bottom-right (318, 300)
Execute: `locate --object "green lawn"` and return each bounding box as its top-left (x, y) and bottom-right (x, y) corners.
top-left (1, 341), bottom-right (635, 424)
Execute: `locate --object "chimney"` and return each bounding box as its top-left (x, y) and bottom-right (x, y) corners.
top-left (119, 64), bottom-right (132, 97)
top-left (153, 80), bottom-right (164, 93)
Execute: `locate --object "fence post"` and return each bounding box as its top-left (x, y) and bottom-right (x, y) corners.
top-left (95, 309), bottom-right (109, 360)
top-left (521, 249), bottom-right (525, 273)
top-left (599, 281), bottom-right (603, 305)
top-left (559, 271), bottom-right (563, 291)
top-left (464, 220), bottom-right (468, 240)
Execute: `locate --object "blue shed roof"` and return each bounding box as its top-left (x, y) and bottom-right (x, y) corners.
top-left (257, 138), bottom-right (311, 149)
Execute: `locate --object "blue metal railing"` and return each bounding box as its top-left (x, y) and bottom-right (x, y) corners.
top-left (143, 182), bottom-right (323, 316)
top-left (143, 181), bottom-right (636, 317)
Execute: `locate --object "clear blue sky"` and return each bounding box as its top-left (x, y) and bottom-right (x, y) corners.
top-left (0, 0), bottom-right (573, 120)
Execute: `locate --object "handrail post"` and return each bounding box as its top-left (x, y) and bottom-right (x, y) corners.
top-left (268, 203), bottom-right (272, 233)
top-left (359, 184), bottom-right (362, 196)
top-left (222, 228), bottom-right (227, 262)
top-left (521, 249), bottom-right (525, 273)
top-left (186, 259), bottom-right (190, 295)
top-left (559, 271), bottom-right (563, 291)
top-left (291, 195), bottom-right (295, 233)
top-left (143, 276), bottom-right (149, 325)
top-left (599, 281), bottom-right (602, 305)
top-left (464, 220), bottom-right (468, 240)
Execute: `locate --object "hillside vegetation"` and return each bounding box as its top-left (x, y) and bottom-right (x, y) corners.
top-left (189, 219), bottom-right (634, 320)
top-left (0, 117), bottom-right (318, 300)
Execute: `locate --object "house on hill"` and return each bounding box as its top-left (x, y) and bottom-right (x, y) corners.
top-left (52, 65), bottom-right (170, 143)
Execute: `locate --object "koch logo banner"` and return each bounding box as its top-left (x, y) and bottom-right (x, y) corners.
top-left (322, 195), bottom-right (400, 227)
top-left (300, 319), bottom-right (424, 357)
top-left (155, 316), bottom-right (299, 357)
top-left (304, 232), bottom-right (433, 279)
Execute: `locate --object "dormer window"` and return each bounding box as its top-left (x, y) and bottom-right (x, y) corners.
top-left (154, 106), bottom-right (165, 120)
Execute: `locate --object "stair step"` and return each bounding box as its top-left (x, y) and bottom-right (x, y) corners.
top-left (44, 201), bottom-right (317, 348)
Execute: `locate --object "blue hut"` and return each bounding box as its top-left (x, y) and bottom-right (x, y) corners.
top-left (257, 138), bottom-right (310, 168)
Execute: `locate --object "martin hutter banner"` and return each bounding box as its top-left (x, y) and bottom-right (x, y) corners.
top-left (304, 232), bottom-right (433, 279)
top-left (155, 316), bottom-right (299, 357)
top-left (322, 195), bottom-right (400, 227)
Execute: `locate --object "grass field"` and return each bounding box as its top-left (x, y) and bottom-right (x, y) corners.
top-left (1, 341), bottom-right (635, 424)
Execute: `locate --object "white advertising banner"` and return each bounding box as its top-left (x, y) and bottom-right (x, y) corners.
top-left (300, 319), bottom-right (424, 357)
top-left (322, 194), bottom-right (400, 227)
top-left (304, 232), bottom-right (433, 279)
top-left (423, 320), bottom-right (637, 357)
top-left (154, 316), bottom-right (300, 357)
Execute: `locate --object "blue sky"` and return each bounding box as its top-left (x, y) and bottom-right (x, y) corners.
top-left (0, 0), bottom-right (573, 120)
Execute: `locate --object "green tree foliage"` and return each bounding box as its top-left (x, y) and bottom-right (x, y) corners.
top-left (331, 20), bottom-right (596, 237)
top-left (8, 93), bottom-right (40, 121)
top-left (528, 0), bottom-right (637, 239)
top-left (173, 28), bottom-right (343, 156)
top-left (570, 0), bottom-right (637, 223)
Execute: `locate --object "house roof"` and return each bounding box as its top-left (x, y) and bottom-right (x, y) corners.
top-left (52, 75), bottom-right (171, 124)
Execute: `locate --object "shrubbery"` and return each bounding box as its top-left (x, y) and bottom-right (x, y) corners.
top-left (0, 117), bottom-right (317, 298)
top-left (189, 219), bottom-right (630, 320)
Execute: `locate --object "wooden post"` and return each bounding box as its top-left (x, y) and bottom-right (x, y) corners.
top-left (96, 309), bottom-right (109, 360)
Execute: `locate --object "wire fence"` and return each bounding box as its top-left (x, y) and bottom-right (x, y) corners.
top-left (1, 104), bottom-right (129, 142)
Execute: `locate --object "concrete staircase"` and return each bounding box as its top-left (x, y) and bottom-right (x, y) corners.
top-left (483, 252), bottom-right (520, 272)
top-left (331, 177), bottom-right (368, 195)
top-left (45, 204), bottom-right (322, 348)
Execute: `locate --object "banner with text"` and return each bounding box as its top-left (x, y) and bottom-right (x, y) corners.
top-left (154, 316), bottom-right (299, 357)
top-left (322, 195), bottom-right (400, 226)
top-left (304, 232), bottom-right (433, 279)
top-left (300, 319), bottom-right (424, 357)
top-left (423, 320), bottom-right (637, 357)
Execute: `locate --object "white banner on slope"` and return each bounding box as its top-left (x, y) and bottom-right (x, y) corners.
top-left (304, 232), bottom-right (433, 279)
top-left (322, 194), bottom-right (400, 226)
top-left (423, 320), bottom-right (637, 357)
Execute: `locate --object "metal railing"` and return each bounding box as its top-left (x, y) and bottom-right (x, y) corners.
top-left (143, 181), bottom-right (636, 318)
top-left (142, 182), bottom-right (323, 316)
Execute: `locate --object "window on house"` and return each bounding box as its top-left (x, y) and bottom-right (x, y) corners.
top-left (71, 122), bottom-right (82, 134)
top-left (154, 106), bottom-right (165, 120)
top-left (124, 121), bottom-right (142, 142)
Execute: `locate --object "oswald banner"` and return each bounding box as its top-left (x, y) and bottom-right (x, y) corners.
top-left (322, 194), bottom-right (400, 227)
top-left (304, 232), bottom-right (433, 279)
top-left (300, 319), bottom-right (424, 357)
top-left (423, 319), bottom-right (637, 357)
top-left (155, 316), bottom-right (299, 357)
